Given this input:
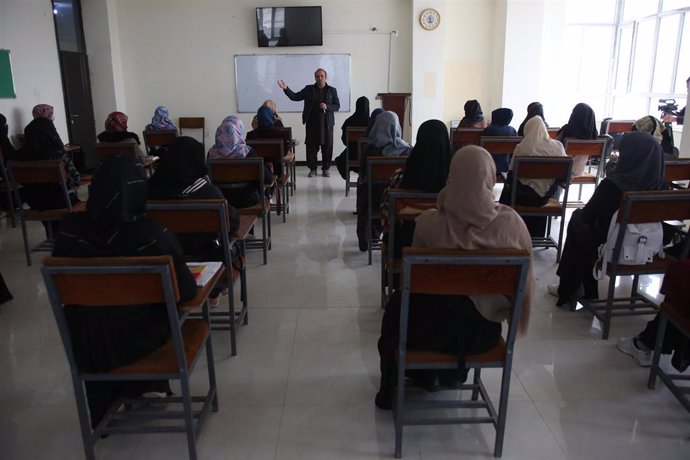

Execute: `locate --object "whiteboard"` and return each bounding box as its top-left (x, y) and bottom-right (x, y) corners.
top-left (235, 54), bottom-right (351, 113)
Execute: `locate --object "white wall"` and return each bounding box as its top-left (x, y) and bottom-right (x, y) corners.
top-left (412, 0), bottom-right (447, 140)
top-left (101, 0), bottom-right (412, 159)
top-left (441, 1), bottom-right (500, 126)
top-left (0, 0), bottom-right (68, 144)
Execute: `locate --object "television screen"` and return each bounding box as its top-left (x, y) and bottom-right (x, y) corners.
top-left (256, 6), bottom-right (323, 47)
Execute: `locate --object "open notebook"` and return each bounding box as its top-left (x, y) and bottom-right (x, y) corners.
top-left (186, 262), bottom-right (223, 287)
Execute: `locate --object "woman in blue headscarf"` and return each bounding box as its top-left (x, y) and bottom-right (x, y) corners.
top-left (146, 106), bottom-right (177, 131)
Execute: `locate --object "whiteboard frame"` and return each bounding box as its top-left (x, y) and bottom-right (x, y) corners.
top-left (234, 53), bottom-right (351, 113)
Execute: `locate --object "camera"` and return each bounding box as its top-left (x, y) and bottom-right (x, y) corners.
top-left (658, 98), bottom-right (679, 115)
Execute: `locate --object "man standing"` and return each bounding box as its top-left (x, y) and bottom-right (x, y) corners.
top-left (278, 68), bottom-right (340, 177)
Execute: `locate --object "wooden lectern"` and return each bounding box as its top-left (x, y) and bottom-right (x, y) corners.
top-left (376, 93), bottom-right (411, 131)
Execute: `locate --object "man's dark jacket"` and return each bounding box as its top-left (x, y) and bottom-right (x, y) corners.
top-left (283, 83), bottom-right (340, 127)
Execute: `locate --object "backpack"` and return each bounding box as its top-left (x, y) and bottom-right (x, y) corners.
top-left (593, 210), bottom-right (665, 280)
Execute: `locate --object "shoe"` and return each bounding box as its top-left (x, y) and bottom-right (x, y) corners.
top-left (208, 295), bottom-right (220, 308)
top-left (308, 169), bottom-right (317, 177)
top-left (322, 169), bottom-right (330, 177)
top-left (375, 391), bottom-right (392, 410)
top-left (617, 337), bottom-right (653, 367)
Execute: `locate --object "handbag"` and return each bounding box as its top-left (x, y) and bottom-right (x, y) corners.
top-left (593, 210), bottom-right (664, 280)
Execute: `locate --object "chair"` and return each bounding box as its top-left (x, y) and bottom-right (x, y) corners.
top-left (7, 160), bottom-right (86, 266)
top-left (664, 159), bottom-right (690, 189)
top-left (366, 156), bottom-right (407, 265)
top-left (344, 127), bottom-right (367, 196)
top-left (0, 145), bottom-right (21, 227)
top-left (580, 190), bottom-right (690, 340)
top-left (275, 127), bottom-right (297, 195)
top-left (393, 247), bottom-right (531, 459)
top-left (95, 142), bottom-right (158, 175)
top-left (563, 137), bottom-right (608, 206)
top-left (547, 127), bottom-right (560, 139)
top-left (601, 119), bottom-right (635, 136)
top-left (42, 255), bottom-right (219, 460)
top-left (382, 190), bottom-right (437, 307)
top-left (143, 129), bottom-right (177, 155)
top-left (647, 298), bottom-right (690, 413)
top-left (451, 127), bottom-right (482, 150)
top-left (509, 156), bottom-right (573, 261)
top-left (178, 117), bottom-right (206, 148)
top-left (479, 136), bottom-right (522, 182)
top-left (147, 199), bottom-right (247, 356)
top-left (246, 138), bottom-right (289, 222)
top-left (207, 158), bottom-right (271, 265)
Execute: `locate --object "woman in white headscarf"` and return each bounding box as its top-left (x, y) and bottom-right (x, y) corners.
top-left (499, 116), bottom-right (566, 237)
top-left (375, 145), bottom-right (534, 409)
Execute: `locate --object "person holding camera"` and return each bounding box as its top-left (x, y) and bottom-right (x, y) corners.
top-left (661, 76), bottom-right (688, 126)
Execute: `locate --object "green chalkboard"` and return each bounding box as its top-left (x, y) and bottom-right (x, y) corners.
top-left (0, 49), bottom-right (16, 98)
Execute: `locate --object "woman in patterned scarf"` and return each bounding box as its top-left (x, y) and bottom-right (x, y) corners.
top-left (97, 111), bottom-right (145, 160)
top-left (146, 105), bottom-right (177, 131)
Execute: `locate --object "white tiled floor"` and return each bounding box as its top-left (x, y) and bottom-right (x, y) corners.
top-left (0, 168), bottom-right (688, 460)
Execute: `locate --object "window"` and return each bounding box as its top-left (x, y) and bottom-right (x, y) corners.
top-left (563, 0), bottom-right (690, 121)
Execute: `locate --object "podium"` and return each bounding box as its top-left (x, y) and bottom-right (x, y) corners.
top-left (376, 92), bottom-right (411, 133)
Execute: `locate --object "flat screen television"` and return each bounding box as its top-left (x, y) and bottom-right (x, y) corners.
top-left (256, 6), bottom-right (323, 47)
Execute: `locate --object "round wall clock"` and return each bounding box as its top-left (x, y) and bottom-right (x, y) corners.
top-left (419, 8), bottom-right (440, 31)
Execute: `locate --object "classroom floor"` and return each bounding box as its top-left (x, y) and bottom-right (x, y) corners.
top-left (0, 168), bottom-right (688, 460)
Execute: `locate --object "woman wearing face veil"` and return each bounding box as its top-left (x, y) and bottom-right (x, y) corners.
top-left (549, 132), bottom-right (664, 307)
top-left (52, 154), bottom-right (196, 428)
top-left (375, 146), bottom-right (534, 409)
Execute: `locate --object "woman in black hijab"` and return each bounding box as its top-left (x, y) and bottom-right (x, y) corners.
top-left (557, 103), bottom-right (599, 176)
top-left (335, 96), bottom-right (370, 179)
top-left (0, 113), bottom-right (16, 160)
top-left (367, 108), bottom-right (384, 136)
top-left (550, 132), bottom-right (664, 308)
top-left (149, 136), bottom-right (239, 258)
top-left (459, 100), bottom-right (489, 128)
top-left (53, 154), bottom-right (197, 427)
top-left (517, 102), bottom-right (548, 137)
top-left (481, 107), bottom-right (517, 174)
top-left (380, 119), bottom-right (452, 256)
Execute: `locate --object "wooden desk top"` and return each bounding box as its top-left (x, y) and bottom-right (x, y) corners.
top-left (179, 264), bottom-right (224, 312)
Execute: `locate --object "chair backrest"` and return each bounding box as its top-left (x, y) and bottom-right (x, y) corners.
top-left (207, 157), bottom-right (264, 188)
top-left (399, 247), bottom-right (531, 356)
top-left (143, 129), bottom-right (177, 154)
top-left (602, 119), bottom-right (635, 135)
top-left (479, 136), bottom-right (522, 155)
top-left (617, 189), bottom-right (690, 225)
top-left (41, 255), bottom-right (180, 370)
top-left (563, 138), bottom-right (607, 159)
top-left (7, 159), bottom-right (74, 210)
top-left (547, 127), bottom-right (560, 139)
top-left (179, 117), bottom-right (205, 130)
top-left (346, 126), bottom-right (367, 144)
top-left (178, 117), bottom-right (206, 147)
top-left (664, 160), bottom-right (690, 185)
top-left (274, 127), bottom-right (294, 152)
top-left (95, 142), bottom-right (139, 161)
top-left (147, 199), bottom-right (234, 273)
top-left (246, 138), bottom-right (284, 162)
top-left (510, 156), bottom-right (573, 209)
top-left (367, 156), bottom-right (407, 182)
top-left (451, 128), bottom-right (483, 148)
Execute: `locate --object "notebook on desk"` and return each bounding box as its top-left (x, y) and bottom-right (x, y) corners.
top-left (186, 261), bottom-right (223, 287)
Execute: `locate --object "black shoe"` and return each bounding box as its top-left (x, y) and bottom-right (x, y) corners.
top-left (308, 169), bottom-right (317, 178)
top-left (322, 169), bottom-right (330, 177)
top-left (375, 392), bottom-right (392, 410)
top-left (358, 239), bottom-right (368, 252)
